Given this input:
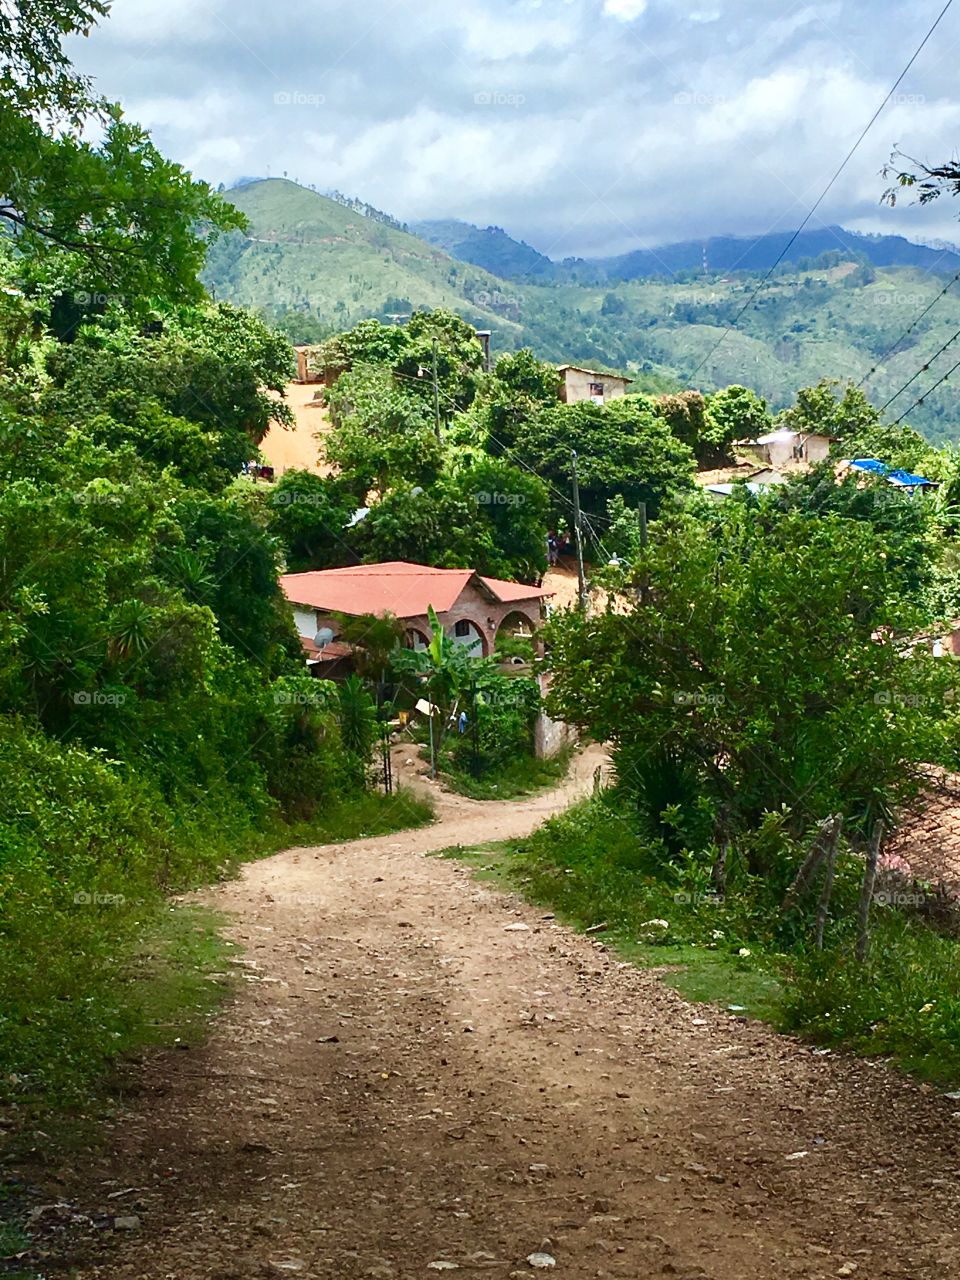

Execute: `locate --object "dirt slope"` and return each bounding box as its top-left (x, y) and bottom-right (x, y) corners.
top-left (35, 749), bottom-right (960, 1279)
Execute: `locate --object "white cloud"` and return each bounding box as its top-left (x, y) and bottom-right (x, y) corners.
top-left (603, 0), bottom-right (648, 19)
top-left (65, 0), bottom-right (960, 257)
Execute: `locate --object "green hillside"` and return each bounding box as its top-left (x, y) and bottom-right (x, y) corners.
top-left (203, 179), bottom-right (525, 344)
top-left (205, 180), bottom-right (960, 444)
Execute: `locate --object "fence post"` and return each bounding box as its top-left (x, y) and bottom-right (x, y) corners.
top-left (814, 815), bottom-right (843, 950)
top-left (855, 820), bottom-right (885, 963)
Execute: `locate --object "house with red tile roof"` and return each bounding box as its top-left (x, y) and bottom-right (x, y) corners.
top-left (281, 561), bottom-right (552, 667)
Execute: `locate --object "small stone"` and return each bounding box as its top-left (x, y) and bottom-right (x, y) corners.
top-left (113, 1215), bottom-right (140, 1231)
top-left (526, 1254), bottom-right (556, 1270)
top-left (837, 1266), bottom-right (858, 1277)
top-left (503, 923), bottom-right (530, 932)
top-left (427, 1264), bottom-right (459, 1273)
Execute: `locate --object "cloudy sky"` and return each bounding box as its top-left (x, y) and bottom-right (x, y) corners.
top-left (69, 0), bottom-right (960, 259)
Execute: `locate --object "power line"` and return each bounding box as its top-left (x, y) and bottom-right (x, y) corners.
top-left (878, 322), bottom-right (960, 410)
top-left (859, 267), bottom-right (960, 387)
top-left (689, 0), bottom-right (956, 382)
top-left (891, 349), bottom-right (960, 425)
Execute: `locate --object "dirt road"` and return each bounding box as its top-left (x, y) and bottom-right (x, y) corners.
top-left (46, 748), bottom-right (960, 1279)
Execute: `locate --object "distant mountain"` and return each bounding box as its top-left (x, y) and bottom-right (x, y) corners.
top-left (604, 226), bottom-right (960, 282)
top-left (203, 179), bottom-right (960, 446)
top-left (413, 219), bottom-right (960, 284)
top-left (411, 219), bottom-right (556, 280)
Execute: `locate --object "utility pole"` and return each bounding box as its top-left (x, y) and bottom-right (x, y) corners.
top-left (431, 337), bottom-right (442, 444)
top-left (571, 450), bottom-right (587, 610)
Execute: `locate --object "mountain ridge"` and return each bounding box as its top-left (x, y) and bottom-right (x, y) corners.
top-left (412, 217), bottom-right (960, 283)
top-left (203, 180), bottom-right (960, 446)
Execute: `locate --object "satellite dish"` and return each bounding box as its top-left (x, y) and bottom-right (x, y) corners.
top-left (314, 628), bottom-right (335, 650)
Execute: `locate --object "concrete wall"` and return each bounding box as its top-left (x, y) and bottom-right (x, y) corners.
top-left (560, 368), bottom-right (629, 406)
top-left (533, 670), bottom-right (577, 760)
top-left (753, 434), bottom-right (831, 469)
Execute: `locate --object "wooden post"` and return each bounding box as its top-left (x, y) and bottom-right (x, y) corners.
top-left (814, 816), bottom-right (843, 950)
top-left (782, 814), bottom-right (839, 915)
top-left (855, 820), bottom-right (885, 963)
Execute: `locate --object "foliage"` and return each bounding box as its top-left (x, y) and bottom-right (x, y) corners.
top-left (35, 303), bottom-right (295, 517)
top-left (316, 308), bottom-right (485, 412)
top-left (352, 480), bottom-right (487, 569)
top-left (546, 507), bottom-right (952, 851)
top-left (510, 395), bottom-right (696, 522)
top-left (323, 364), bottom-right (444, 496)
top-left (777, 378), bottom-right (880, 441)
top-left (331, 612), bottom-right (406, 681)
top-left (449, 455), bottom-right (550, 582)
top-left (604, 494), bottom-right (648, 563)
top-left (337, 675), bottom-right (378, 774)
top-left (781, 913), bottom-right (960, 1084)
top-left (773, 467), bottom-right (940, 607)
top-left (448, 670), bottom-right (542, 775)
top-left (469, 348), bottom-right (562, 451)
top-left (268, 470), bottom-right (357, 571)
top-left (392, 605), bottom-right (479, 767)
top-left (704, 385), bottom-right (772, 453)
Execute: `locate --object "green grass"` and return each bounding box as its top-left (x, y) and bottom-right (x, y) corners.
top-left (0, 787), bottom-right (434, 1119)
top-left (252, 786), bottom-right (435, 851)
top-left (442, 748), bottom-right (574, 800)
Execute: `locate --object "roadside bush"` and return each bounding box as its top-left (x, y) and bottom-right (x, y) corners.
top-left (781, 915), bottom-right (960, 1083)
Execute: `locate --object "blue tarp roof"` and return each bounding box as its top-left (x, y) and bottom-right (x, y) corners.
top-left (847, 458), bottom-right (937, 489)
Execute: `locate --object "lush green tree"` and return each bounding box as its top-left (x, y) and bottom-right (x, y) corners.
top-left (655, 391), bottom-right (708, 452)
top-left (402, 308), bottom-right (486, 411)
top-left (510, 396), bottom-right (696, 521)
top-left (778, 378), bottom-right (880, 441)
top-left (316, 309), bottom-right (484, 415)
top-left (547, 507), bottom-right (951, 850)
top-left (456, 348), bottom-right (560, 453)
top-left (163, 490), bottom-right (299, 672)
top-left (323, 364), bottom-right (444, 497)
top-left (352, 481), bottom-right (490, 570)
top-left (268, 470), bottom-right (357, 571)
top-left (450, 456), bottom-right (550, 582)
top-left (704, 385), bottom-right (772, 455)
top-left (0, 4), bottom-right (244, 311)
top-left (39, 303), bottom-right (293, 487)
top-left (772, 467), bottom-right (939, 608)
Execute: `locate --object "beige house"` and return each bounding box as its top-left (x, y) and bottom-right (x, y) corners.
top-left (557, 365), bottom-right (632, 406)
top-left (737, 428), bottom-right (832, 470)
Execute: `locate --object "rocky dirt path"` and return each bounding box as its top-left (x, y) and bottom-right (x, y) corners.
top-left (41, 747), bottom-right (960, 1279)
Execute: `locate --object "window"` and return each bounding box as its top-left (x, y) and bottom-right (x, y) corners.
top-left (454, 619), bottom-right (472, 638)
